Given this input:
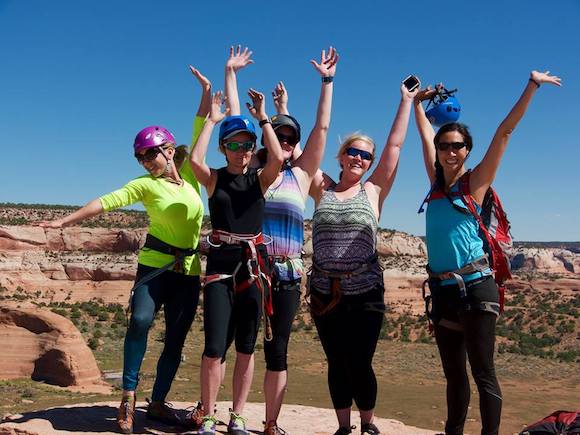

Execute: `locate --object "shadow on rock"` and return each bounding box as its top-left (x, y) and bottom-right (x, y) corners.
top-left (1, 404), bottom-right (189, 434)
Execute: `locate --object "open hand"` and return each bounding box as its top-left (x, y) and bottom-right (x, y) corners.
top-left (189, 66), bottom-right (211, 92)
top-left (310, 46), bottom-right (339, 78)
top-left (272, 81), bottom-right (288, 113)
top-left (226, 45), bottom-right (254, 72)
top-left (209, 91), bottom-right (229, 124)
top-left (415, 85), bottom-right (438, 102)
top-left (530, 70), bottom-right (562, 87)
top-left (246, 88), bottom-right (267, 120)
top-left (37, 220), bottom-right (64, 228)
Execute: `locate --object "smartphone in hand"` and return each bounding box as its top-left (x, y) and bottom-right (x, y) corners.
top-left (402, 75), bottom-right (420, 92)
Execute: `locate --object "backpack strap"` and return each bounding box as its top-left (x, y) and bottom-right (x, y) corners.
top-left (457, 172), bottom-right (511, 284)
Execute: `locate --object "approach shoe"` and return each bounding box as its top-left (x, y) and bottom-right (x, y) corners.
top-left (182, 401), bottom-right (205, 429)
top-left (361, 422), bottom-right (380, 434)
top-left (333, 426), bottom-right (356, 435)
top-left (228, 410), bottom-right (249, 435)
top-left (197, 415), bottom-right (218, 435)
top-left (117, 395), bottom-right (136, 434)
top-left (264, 420), bottom-right (288, 435)
top-left (145, 398), bottom-right (181, 426)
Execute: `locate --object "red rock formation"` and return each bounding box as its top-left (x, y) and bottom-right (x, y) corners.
top-left (0, 303), bottom-right (103, 387)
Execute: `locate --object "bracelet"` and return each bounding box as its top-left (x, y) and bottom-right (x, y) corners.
top-left (322, 76), bottom-right (334, 83)
top-left (259, 118), bottom-right (271, 128)
top-left (529, 78), bottom-right (540, 88)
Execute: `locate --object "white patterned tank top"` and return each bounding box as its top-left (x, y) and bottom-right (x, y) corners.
top-left (311, 183), bottom-right (383, 295)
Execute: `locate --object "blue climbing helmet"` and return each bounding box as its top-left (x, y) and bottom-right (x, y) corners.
top-left (425, 87), bottom-right (461, 126)
top-left (219, 115), bottom-right (257, 143)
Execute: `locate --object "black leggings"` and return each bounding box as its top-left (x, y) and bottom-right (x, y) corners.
top-left (202, 247), bottom-right (266, 358)
top-left (432, 276), bottom-right (502, 435)
top-left (263, 279), bottom-right (301, 371)
top-left (311, 285), bottom-right (384, 411)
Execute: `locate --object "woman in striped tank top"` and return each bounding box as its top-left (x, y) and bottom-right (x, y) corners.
top-left (250, 47), bottom-right (340, 435)
top-left (308, 80), bottom-right (420, 435)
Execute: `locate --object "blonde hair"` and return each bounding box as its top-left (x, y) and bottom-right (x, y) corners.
top-left (336, 133), bottom-right (376, 165)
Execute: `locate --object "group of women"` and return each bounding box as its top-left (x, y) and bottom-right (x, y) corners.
top-left (39, 45), bottom-right (561, 435)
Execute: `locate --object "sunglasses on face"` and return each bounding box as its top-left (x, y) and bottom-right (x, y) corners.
top-left (224, 141), bottom-right (255, 152)
top-left (135, 147), bottom-right (163, 164)
top-left (436, 141), bottom-right (467, 151)
top-left (276, 133), bottom-right (298, 146)
top-left (345, 147), bottom-right (373, 161)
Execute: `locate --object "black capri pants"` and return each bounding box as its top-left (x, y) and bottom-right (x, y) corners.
top-left (263, 278), bottom-right (301, 371)
top-left (311, 284), bottom-right (385, 411)
top-left (202, 245), bottom-right (268, 358)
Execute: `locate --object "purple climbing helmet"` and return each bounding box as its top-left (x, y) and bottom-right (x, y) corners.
top-left (133, 126), bottom-right (176, 153)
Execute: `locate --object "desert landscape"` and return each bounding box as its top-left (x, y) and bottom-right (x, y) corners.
top-left (0, 203), bottom-right (578, 435)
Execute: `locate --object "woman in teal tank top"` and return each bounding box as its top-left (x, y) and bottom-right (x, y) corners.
top-left (38, 67), bottom-right (212, 434)
top-left (414, 71), bottom-right (561, 435)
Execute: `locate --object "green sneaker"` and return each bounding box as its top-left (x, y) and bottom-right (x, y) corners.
top-left (227, 410), bottom-right (249, 435)
top-left (198, 415), bottom-right (218, 435)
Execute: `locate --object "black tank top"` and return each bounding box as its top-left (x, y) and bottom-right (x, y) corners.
top-left (209, 167), bottom-right (264, 234)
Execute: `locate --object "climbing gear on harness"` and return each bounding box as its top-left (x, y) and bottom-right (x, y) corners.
top-left (307, 254), bottom-right (379, 316)
top-left (125, 234), bottom-right (198, 326)
top-left (418, 170), bottom-right (513, 314)
top-left (204, 230), bottom-right (274, 341)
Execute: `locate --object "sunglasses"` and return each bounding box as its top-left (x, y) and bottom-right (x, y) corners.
top-left (345, 147), bottom-right (373, 161)
top-left (135, 147), bottom-right (163, 164)
top-left (436, 141), bottom-right (467, 151)
top-left (224, 141), bottom-right (255, 152)
top-left (276, 133), bottom-right (298, 146)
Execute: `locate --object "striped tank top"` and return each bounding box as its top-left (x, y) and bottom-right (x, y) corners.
top-left (263, 168), bottom-right (305, 281)
top-left (311, 183), bottom-right (383, 295)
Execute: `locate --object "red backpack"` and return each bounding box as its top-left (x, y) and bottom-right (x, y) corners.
top-left (457, 171), bottom-right (513, 311)
top-left (519, 410), bottom-right (580, 435)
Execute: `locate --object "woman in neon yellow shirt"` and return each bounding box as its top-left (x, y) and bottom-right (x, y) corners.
top-left (39, 67), bottom-right (210, 434)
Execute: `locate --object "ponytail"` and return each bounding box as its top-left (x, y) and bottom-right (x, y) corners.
top-left (173, 145), bottom-right (189, 171)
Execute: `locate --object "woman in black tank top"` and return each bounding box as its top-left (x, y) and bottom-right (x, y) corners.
top-left (189, 46), bottom-right (284, 435)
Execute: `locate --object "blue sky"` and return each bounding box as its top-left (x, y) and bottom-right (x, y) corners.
top-left (1, 0), bottom-right (579, 241)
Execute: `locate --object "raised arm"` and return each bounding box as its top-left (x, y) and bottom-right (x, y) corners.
top-left (189, 66), bottom-right (212, 118)
top-left (293, 47), bottom-right (339, 188)
top-left (470, 70), bottom-right (562, 203)
top-left (246, 89), bottom-right (284, 191)
top-left (38, 198), bottom-right (103, 228)
top-left (272, 81), bottom-right (290, 115)
top-left (367, 82), bottom-right (418, 208)
top-left (224, 45), bottom-right (254, 116)
top-left (413, 86), bottom-right (438, 183)
top-left (190, 91), bottom-right (228, 192)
